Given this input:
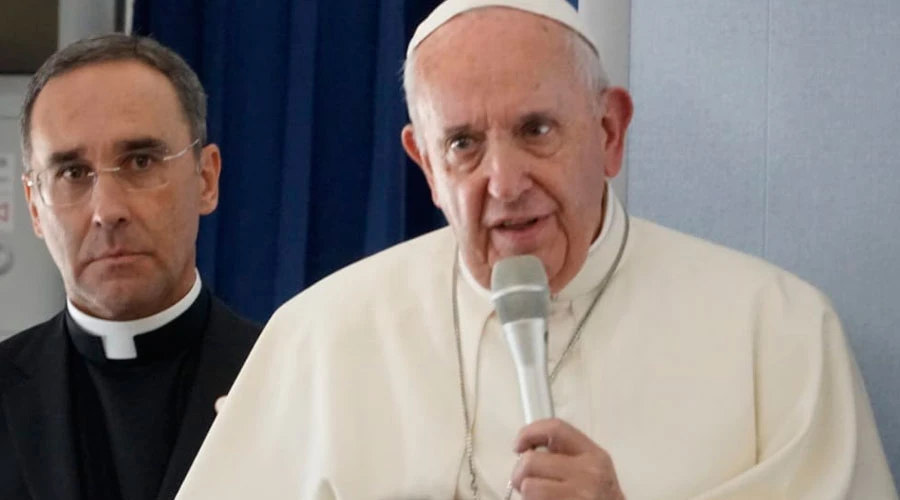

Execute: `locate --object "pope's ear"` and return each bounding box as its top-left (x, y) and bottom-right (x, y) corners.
top-left (402, 124), bottom-right (442, 208)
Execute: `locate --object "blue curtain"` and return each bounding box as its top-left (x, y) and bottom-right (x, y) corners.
top-left (133, 0), bottom-right (578, 323)
top-left (132, 0), bottom-right (446, 323)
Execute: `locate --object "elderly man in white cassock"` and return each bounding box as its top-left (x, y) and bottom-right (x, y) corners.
top-left (175, 0), bottom-right (898, 499)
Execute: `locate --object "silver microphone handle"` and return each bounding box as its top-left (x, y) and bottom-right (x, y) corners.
top-left (503, 318), bottom-right (554, 423)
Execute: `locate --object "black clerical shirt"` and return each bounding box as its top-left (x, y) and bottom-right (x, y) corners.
top-left (66, 289), bottom-right (211, 500)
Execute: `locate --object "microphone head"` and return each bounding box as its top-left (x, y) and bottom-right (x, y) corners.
top-left (491, 255), bottom-right (550, 324)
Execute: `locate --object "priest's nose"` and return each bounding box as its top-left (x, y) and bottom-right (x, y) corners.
top-left (90, 174), bottom-right (132, 229)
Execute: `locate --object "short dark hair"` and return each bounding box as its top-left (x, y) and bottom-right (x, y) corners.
top-left (20, 33), bottom-right (207, 166)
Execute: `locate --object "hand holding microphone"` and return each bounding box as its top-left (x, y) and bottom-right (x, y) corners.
top-left (491, 255), bottom-right (625, 500)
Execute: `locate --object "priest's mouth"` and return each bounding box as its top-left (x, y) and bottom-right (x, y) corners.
top-left (89, 252), bottom-right (149, 266)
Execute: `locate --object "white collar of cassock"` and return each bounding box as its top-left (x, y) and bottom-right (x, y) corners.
top-left (66, 270), bottom-right (203, 360)
top-left (460, 183), bottom-right (626, 303)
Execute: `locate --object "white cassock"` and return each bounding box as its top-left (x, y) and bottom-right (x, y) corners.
top-left (176, 189), bottom-right (897, 499)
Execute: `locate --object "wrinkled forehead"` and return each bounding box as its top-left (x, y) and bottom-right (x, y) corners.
top-left (29, 61), bottom-right (189, 160)
top-left (410, 10), bottom-right (587, 125)
top-left (406, 3), bottom-right (608, 132)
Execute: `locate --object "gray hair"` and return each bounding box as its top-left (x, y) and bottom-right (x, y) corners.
top-left (402, 25), bottom-right (610, 148)
top-left (20, 33), bottom-right (207, 167)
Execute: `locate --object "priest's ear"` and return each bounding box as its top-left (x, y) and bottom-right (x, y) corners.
top-left (22, 169), bottom-right (46, 240)
top-left (197, 143), bottom-right (222, 215)
top-left (402, 124), bottom-right (442, 209)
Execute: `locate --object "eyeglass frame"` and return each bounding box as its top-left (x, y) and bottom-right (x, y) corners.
top-left (24, 138), bottom-right (202, 207)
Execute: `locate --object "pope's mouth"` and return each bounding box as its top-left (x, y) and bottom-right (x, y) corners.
top-left (490, 215), bottom-right (552, 245)
top-left (497, 217), bottom-right (541, 230)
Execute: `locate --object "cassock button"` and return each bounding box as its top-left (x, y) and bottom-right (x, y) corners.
top-left (553, 389), bottom-right (569, 410)
top-left (215, 395), bottom-right (228, 413)
top-left (548, 301), bottom-right (572, 318)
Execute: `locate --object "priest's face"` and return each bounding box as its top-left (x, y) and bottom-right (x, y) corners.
top-left (402, 8), bottom-right (633, 292)
top-left (23, 60), bottom-right (221, 320)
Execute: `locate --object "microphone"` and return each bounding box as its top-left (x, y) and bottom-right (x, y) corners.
top-left (491, 255), bottom-right (554, 424)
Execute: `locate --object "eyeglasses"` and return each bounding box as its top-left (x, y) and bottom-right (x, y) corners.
top-left (25, 138), bottom-right (201, 207)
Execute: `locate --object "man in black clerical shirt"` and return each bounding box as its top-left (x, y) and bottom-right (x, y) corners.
top-left (0, 34), bottom-right (261, 500)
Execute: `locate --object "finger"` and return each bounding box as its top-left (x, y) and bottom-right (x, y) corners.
top-left (514, 418), bottom-right (597, 455)
top-left (517, 477), bottom-right (570, 500)
top-left (510, 450), bottom-right (575, 490)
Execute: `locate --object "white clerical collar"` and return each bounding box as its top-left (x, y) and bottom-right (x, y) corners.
top-left (460, 183), bottom-right (626, 301)
top-left (67, 270), bottom-right (203, 360)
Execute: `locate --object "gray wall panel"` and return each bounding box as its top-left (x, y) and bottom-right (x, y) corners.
top-left (628, 1), bottom-right (768, 256)
top-left (630, 0), bottom-right (900, 484)
top-left (766, 0), bottom-right (900, 481)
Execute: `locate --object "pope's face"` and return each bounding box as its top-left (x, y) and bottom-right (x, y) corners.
top-left (403, 8), bottom-right (632, 291)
